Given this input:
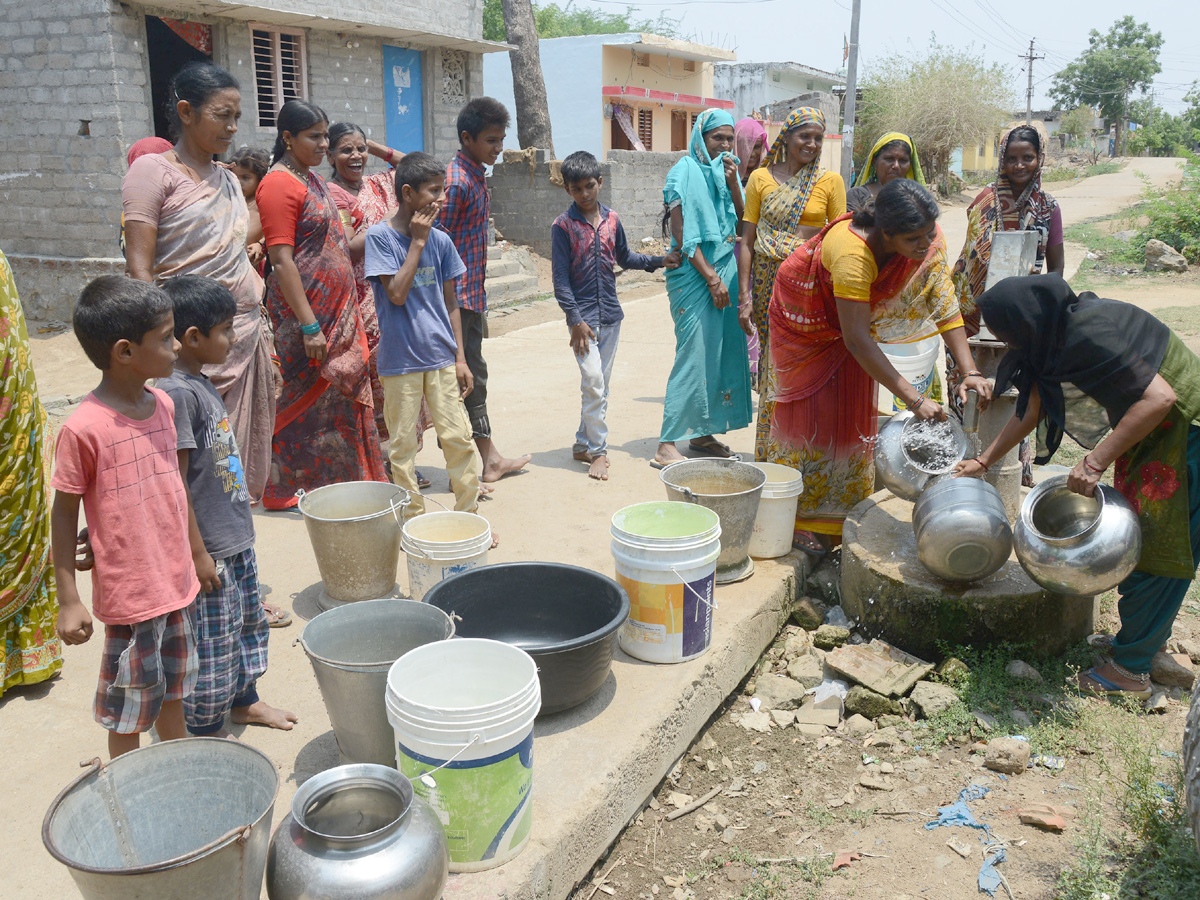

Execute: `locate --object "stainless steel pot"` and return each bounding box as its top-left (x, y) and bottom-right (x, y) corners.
top-left (874, 411), bottom-right (969, 501)
top-left (912, 476), bottom-right (1012, 582)
top-left (660, 458), bottom-right (766, 583)
top-left (267, 764), bottom-right (448, 900)
top-left (1013, 475), bottom-right (1142, 596)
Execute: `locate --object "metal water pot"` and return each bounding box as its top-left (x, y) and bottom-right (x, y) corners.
top-left (912, 476), bottom-right (1013, 582)
top-left (1013, 475), bottom-right (1142, 596)
top-left (874, 411), bottom-right (969, 501)
top-left (266, 764), bottom-right (448, 900)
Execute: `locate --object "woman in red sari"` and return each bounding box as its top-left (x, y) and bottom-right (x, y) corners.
top-left (768, 179), bottom-right (992, 548)
top-left (256, 100), bottom-right (387, 509)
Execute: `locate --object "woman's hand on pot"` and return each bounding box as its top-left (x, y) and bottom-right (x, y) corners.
top-left (909, 396), bottom-right (946, 422)
top-left (1067, 458), bottom-right (1102, 497)
top-left (303, 329), bottom-right (328, 362)
top-left (708, 277), bottom-right (731, 309)
top-left (958, 374), bottom-right (993, 409)
top-left (953, 458), bottom-right (986, 479)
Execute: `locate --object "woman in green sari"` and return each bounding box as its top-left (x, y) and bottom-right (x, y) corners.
top-left (0, 249), bottom-right (62, 696)
top-left (955, 275), bottom-right (1200, 699)
top-left (654, 109), bottom-right (753, 467)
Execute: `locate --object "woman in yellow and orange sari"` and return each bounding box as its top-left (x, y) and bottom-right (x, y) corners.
top-left (767, 180), bottom-right (991, 548)
top-left (0, 250), bottom-right (62, 696)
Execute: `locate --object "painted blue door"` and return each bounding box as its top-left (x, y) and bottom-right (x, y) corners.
top-left (383, 45), bottom-right (424, 152)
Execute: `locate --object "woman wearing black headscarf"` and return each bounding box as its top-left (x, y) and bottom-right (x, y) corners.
top-left (954, 275), bottom-right (1200, 699)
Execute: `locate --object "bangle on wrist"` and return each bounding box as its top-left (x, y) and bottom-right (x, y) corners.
top-left (908, 396), bottom-right (925, 411)
top-left (973, 456), bottom-right (990, 472)
top-left (964, 370), bottom-right (983, 378)
top-left (1083, 455), bottom-right (1105, 474)
top-left (300, 320), bottom-right (322, 336)
top-left (385, 148), bottom-right (396, 163)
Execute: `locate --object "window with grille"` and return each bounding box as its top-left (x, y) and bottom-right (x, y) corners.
top-left (683, 60), bottom-right (695, 73)
top-left (251, 25), bottom-right (308, 128)
top-left (637, 108), bottom-right (653, 149)
top-left (634, 52), bottom-right (649, 67)
top-left (691, 112), bottom-right (699, 129)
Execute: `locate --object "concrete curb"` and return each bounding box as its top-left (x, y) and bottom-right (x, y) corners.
top-left (445, 553), bottom-right (808, 899)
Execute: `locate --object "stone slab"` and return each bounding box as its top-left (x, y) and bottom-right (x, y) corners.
top-left (825, 640), bottom-right (934, 697)
top-left (841, 491), bottom-right (1093, 660)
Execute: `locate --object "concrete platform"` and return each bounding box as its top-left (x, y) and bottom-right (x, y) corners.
top-left (11, 290), bottom-right (803, 899)
top-left (842, 490), bottom-right (1094, 660)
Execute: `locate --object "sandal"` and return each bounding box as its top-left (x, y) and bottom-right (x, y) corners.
top-left (688, 437), bottom-right (739, 459)
top-left (416, 470), bottom-right (431, 490)
top-left (262, 601), bottom-right (292, 628)
top-left (793, 530), bottom-right (828, 558)
top-left (1076, 666), bottom-right (1152, 700)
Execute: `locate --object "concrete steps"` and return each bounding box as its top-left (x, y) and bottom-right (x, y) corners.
top-left (484, 243), bottom-right (541, 307)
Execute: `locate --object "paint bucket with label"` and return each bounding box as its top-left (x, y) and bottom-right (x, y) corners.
top-left (401, 512), bottom-right (492, 602)
top-left (610, 501), bottom-right (721, 664)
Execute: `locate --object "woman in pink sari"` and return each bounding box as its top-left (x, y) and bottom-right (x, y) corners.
top-left (123, 62), bottom-right (275, 503)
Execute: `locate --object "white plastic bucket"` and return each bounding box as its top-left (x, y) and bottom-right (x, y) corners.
top-left (610, 502), bottom-right (721, 664)
top-left (879, 334), bottom-right (939, 413)
top-left (385, 639), bottom-right (539, 872)
top-left (746, 463), bottom-right (805, 558)
top-left (401, 512), bottom-right (492, 601)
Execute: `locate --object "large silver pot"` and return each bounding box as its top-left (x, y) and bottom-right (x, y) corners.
top-left (1013, 475), bottom-right (1142, 596)
top-left (912, 476), bottom-right (1013, 582)
top-left (874, 411), bottom-right (969, 501)
top-left (660, 458), bottom-right (765, 583)
top-left (267, 764), bottom-right (448, 900)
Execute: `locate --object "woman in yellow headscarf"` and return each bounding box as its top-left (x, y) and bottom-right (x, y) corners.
top-left (736, 107), bottom-right (846, 461)
top-left (846, 132), bottom-right (925, 212)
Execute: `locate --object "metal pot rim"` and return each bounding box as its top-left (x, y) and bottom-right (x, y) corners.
top-left (299, 598), bottom-right (456, 669)
top-left (297, 481), bottom-right (411, 525)
top-left (658, 458), bottom-right (767, 499)
top-left (899, 415), bottom-right (967, 475)
top-left (1021, 475), bottom-right (1104, 544)
top-left (291, 764), bottom-right (412, 843)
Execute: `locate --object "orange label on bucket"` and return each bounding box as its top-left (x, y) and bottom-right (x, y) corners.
top-left (619, 575), bottom-right (685, 635)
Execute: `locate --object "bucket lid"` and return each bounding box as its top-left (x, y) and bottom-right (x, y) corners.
top-left (611, 501), bottom-right (720, 545)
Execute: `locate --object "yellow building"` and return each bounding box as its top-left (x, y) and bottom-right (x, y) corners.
top-left (485, 32), bottom-right (736, 159)
top-left (960, 134), bottom-right (1000, 177)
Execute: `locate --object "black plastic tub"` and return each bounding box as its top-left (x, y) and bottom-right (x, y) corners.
top-left (422, 562), bottom-right (630, 715)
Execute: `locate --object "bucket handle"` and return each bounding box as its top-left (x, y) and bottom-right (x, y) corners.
top-left (408, 732), bottom-right (482, 789)
top-left (388, 491), bottom-right (414, 529)
top-left (668, 565), bottom-right (718, 616)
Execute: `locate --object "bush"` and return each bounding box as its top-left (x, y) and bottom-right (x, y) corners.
top-left (1042, 167), bottom-right (1082, 182)
top-left (1138, 154), bottom-right (1200, 262)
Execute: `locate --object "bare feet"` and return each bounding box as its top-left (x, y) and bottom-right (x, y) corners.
top-left (231, 700), bottom-right (298, 731)
top-left (654, 441), bottom-right (687, 467)
top-left (481, 453), bottom-right (532, 483)
top-left (489, 527), bottom-right (500, 550)
top-left (479, 483), bottom-right (495, 496)
top-left (588, 455), bottom-right (610, 480)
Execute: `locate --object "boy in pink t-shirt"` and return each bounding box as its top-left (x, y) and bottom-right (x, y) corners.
top-left (50, 276), bottom-right (201, 758)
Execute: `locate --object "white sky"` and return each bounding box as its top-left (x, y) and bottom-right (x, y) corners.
top-left (564, 0), bottom-right (1198, 115)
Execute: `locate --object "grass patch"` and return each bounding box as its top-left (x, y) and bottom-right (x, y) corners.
top-left (1043, 166), bottom-right (1084, 183)
top-left (846, 805), bottom-right (876, 826)
top-left (1144, 304), bottom-right (1200, 338)
top-left (1086, 160), bottom-right (1122, 177)
top-left (803, 800), bottom-right (834, 830)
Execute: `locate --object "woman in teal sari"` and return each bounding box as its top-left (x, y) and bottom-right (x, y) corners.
top-left (654, 109), bottom-right (753, 467)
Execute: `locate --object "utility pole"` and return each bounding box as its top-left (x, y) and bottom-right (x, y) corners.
top-left (1020, 38), bottom-right (1044, 126)
top-left (840, 0), bottom-right (861, 185)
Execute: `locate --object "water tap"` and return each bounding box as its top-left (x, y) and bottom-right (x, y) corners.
top-left (963, 388), bottom-right (980, 435)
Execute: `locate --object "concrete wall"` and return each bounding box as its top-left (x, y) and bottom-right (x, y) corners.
top-left (171, 0), bottom-right (486, 42)
top-left (715, 63), bottom-right (839, 122)
top-left (0, 0), bottom-right (484, 321)
top-left (484, 34), bottom-right (605, 160)
top-left (761, 92), bottom-right (841, 134)
top-left (488, 148), bottom-right (682, 257)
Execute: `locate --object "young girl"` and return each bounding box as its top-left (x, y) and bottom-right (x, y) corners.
top-left (229, 146), bottom-right (270, 274)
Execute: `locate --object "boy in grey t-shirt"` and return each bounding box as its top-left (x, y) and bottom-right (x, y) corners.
top-left (159, 276), bottom-right (296, 736)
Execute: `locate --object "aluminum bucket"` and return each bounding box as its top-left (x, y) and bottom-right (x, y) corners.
top-left (298, 481), bottom-right (410, 609)
top-left (660, 458), bottom-right (766, 583)
top-left (300, 598), bottom-right (456, 766)
top-left (42, 738), bottom-right (278, 900)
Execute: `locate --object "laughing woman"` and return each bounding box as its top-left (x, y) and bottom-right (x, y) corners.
top-left (955, 276), bottom-right (1200, 699)
top-left (736, 107), bottom-right (846, 461)
top-left (655, 109), bottom-right (754, 467)
top-left (256, 100), bottom-right (388, 509)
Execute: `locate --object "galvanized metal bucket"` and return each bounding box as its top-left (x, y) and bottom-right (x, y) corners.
top-left (300, 598), bottom-right (456, 766)
top-left (42, 738), bottom-right (278, 900)
top-left (660, 458), bottom-right (766, 583)
top-left (298, 481), bottom-right (410, 609)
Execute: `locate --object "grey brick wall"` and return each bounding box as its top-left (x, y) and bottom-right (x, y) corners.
top-left (0, 0), bottom-right (486, 321)
top-left (489, 149), bottom-right (683, 257)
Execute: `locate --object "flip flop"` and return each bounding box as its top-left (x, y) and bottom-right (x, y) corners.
top-left (1076, 666), bottom-right (1152, 700)
top-left (688, 437), bottom-right (738, 458)
top-left (793, 531), bottom-right (828, 558)
top-left (262, 602), bottom-right (292, 628)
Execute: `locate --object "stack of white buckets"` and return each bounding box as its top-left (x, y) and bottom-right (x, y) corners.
top-left (609, 461), bottom-right (803, 665)
top-left (384, 638), bottom-right (540, 872)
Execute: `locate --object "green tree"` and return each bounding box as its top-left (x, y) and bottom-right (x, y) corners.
top-left (856, 40), bottom-right (1014, 195)
top-left (483, 0), bottom-right (678, 43)
top-left (1126, 99), bottom-right (1197, 157)
top-left (1059, 105), bottom-right (1097, 147)
top-left (1049, 16), bottom-right (1163, 157)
